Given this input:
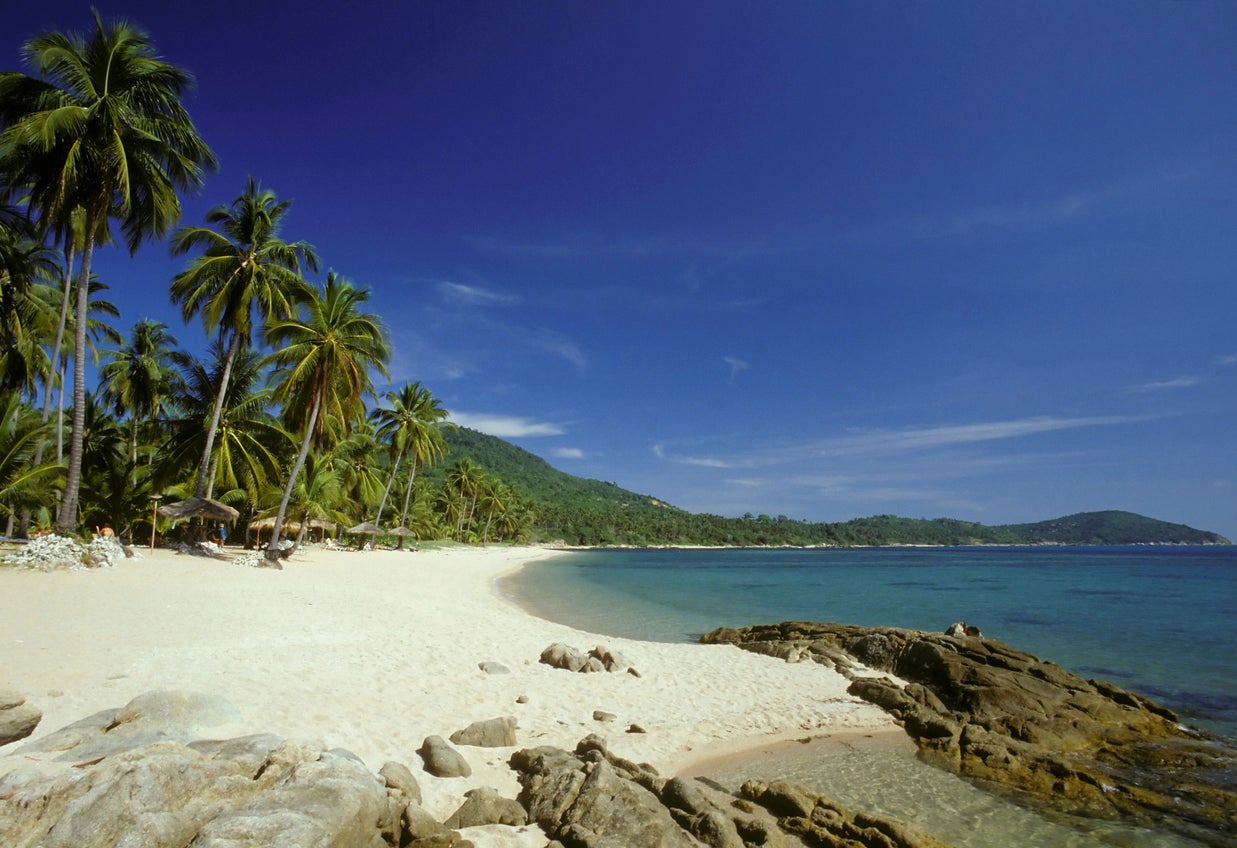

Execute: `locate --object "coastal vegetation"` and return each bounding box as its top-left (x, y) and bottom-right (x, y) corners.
top-left (433, 427), bottom-right (1231, 547)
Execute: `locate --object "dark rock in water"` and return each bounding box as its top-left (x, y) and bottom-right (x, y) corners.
top-left (702, 621), bottom-right (1237, 847)
top-left (509, 733), bottom-right (953, 848)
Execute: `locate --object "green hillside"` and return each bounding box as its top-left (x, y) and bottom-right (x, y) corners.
top-left (433, 428), bottom-right (1230, 547)
top-left (1000, 511), bottom-right (1229, 546)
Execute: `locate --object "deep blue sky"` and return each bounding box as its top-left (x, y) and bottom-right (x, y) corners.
top-left (6, 2), bottom-right (1236, 538)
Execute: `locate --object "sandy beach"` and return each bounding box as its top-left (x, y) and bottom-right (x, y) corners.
top-left (0, 543), bottom-right (896, 841)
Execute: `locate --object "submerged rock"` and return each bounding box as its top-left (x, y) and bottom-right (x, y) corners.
top-left (702, 621), bottom-right (1237, 846)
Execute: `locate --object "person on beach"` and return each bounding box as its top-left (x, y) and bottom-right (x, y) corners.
top-left (97, 524), bottom-right (115, 539)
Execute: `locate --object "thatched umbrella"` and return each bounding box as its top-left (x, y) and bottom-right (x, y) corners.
top-left (389, 526), bottom-right (417, 537)
top-left (249, 515), bottom-right (278, 547)
top-left (157, 497), bottom-right (240, 543)
top-left (347, 521), bottom-right (382, 547)
top-left (158, 497), bottom-right (239, 522)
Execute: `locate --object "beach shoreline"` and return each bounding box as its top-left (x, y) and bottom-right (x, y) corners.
top-left (0, 542), bottom-right (897, 830)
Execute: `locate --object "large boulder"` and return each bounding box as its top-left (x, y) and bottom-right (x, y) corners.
top-left (417, 735), bottom-right (472, 778)
top-left (0, 689), bottom-right (41, 746)
top-left (14, 690), bottom-right (241, 762)
top-left (444, 786), bottom-right (527, 828)
top-left (449, 716), bottom-right (518, 748)
top-left (703, 621), bottom-right (1237, 847)
top-left (0, 735), bottom-right (404, 848)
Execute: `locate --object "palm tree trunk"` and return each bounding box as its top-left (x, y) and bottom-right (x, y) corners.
top-left (396, 454), bottom-right (418, 549)
top-left (54, 227), bottom-right (95, 534)
top-left (195, 332), bottom-right (241, 498)
top-left (265, 391), bottom-right (321, 564)
top-left (372, 452), bottom-right (401, 527)
top-left (21, 239), bottom-right (75, 537)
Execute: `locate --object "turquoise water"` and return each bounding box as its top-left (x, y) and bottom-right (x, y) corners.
top-left (502, 546), bottom-right (1236, 848)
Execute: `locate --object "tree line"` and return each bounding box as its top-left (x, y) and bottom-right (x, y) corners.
top-left (0, 13), bottom-right (533, 558)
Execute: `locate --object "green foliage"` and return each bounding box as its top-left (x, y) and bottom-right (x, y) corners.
top-left (434, 428), bottom-right (1231, 548)
top-left (999, 511), bottom-right (1230, 546)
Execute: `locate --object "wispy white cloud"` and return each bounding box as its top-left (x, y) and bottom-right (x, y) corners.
top-left (912, 170), bottom-right (1201, 240)
top-left (723, 356), bottom-right (749, 381)
top-left (448, 412), bottom-right (565, 437)
top-left (1218, 354), bottom-right (1237, 367)
top-left (1129, 376), bottom-right (1202, 393)
top-left (530, 332), bottom-right (588, 371)
top-left (437, 281), bottom-right (521, 307)
top-left (811, 415), bottom-right (1141, 458)
top-left (653, 444), bottom-right (733, 469)
top-left (553, 447), bottom-right (585, 460)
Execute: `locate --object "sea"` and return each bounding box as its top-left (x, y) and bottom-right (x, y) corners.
top-left (500, 546), bottom-right (1237, 848)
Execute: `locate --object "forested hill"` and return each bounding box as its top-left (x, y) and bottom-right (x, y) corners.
top-left (998, 511), bottom-right (1230, 546)
top-left (434, 428), bottom-right (1231, 547)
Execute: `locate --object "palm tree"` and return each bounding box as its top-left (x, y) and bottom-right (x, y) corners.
top-left (97, 319), bottom-right (188, 470)
top-left (160, 342), bottom-right (291, 502)
top-left (333, 421), bottom-right (385, 524)
top-left (264, 272), bottom-right (389, 562)
top-left (371, 381), bottom-right (448, 528)
top-left (445, 458), bottom-right (485, 541)
top-left (169, 178), bottom-right (316, 499)
top-left (0, 13), bottom-right (217, 532)
top-left (0, 394), bottom-right (62, 537)
top-left (0, 216), bottom-right (59, 397)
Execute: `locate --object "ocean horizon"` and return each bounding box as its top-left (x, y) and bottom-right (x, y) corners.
top-left (502, 545), bottom-right (1236, 848)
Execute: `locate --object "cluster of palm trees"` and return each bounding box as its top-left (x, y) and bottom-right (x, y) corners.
top-left (0, 13), bottom-right (532, 555)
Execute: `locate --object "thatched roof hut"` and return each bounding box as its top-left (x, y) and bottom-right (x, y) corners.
top-left (157, 497), bottom-right (239, 522)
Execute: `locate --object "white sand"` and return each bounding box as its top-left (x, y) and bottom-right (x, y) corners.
top-left (0, 543), bottom-right (896, 841)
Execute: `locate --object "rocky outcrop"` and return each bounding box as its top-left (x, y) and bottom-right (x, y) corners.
top-left (539, 642), bottom-right (634, 674)
top-left (702, 621), bottom-right (1237, 847)
top-left (0, 689), bottom-right (41, 746)
top-left (510, 733), bottom-right (952, 848)
top-left (3, 690), bottom-right (955, 848)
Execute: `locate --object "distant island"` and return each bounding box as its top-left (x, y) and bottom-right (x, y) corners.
top-left (432, 427), bottom-right (1232, 548)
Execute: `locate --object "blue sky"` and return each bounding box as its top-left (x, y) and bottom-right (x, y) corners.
top-left (7, 2), bottom-right (1236, 538)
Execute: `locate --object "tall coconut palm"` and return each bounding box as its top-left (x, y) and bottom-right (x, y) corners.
top-left (169, 178), bottom-right (316, 499)
top-left (160, 342), bottom-right (291, 502)
top-left (445, 458), bottom-right (484, 541)
top-left (264, 272), bottom-right (389, 562)
top-left (0, 216), bottom-right (59, 397)
top-left (97, 319), bottom-right (188, 470)
top-left (0, 12), bottom-right (217, 532)
top-left (333, 421), bottom-right (385, 523)
top-left (371, 381), bottom-right (448, 528)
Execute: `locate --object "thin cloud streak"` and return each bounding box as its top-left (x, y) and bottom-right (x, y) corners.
top-left (437, 281), bottom-right (521, 306)
top-left (1130, 376), bottom-right (1202, 393)
top-left (653, 444), bottom-right (732, 469)
top-left (811, 416), bottom-right (1142, 458)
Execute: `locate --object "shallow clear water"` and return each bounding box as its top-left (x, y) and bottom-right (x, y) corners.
top-left (501, 546), bottom-right (1237, 847)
